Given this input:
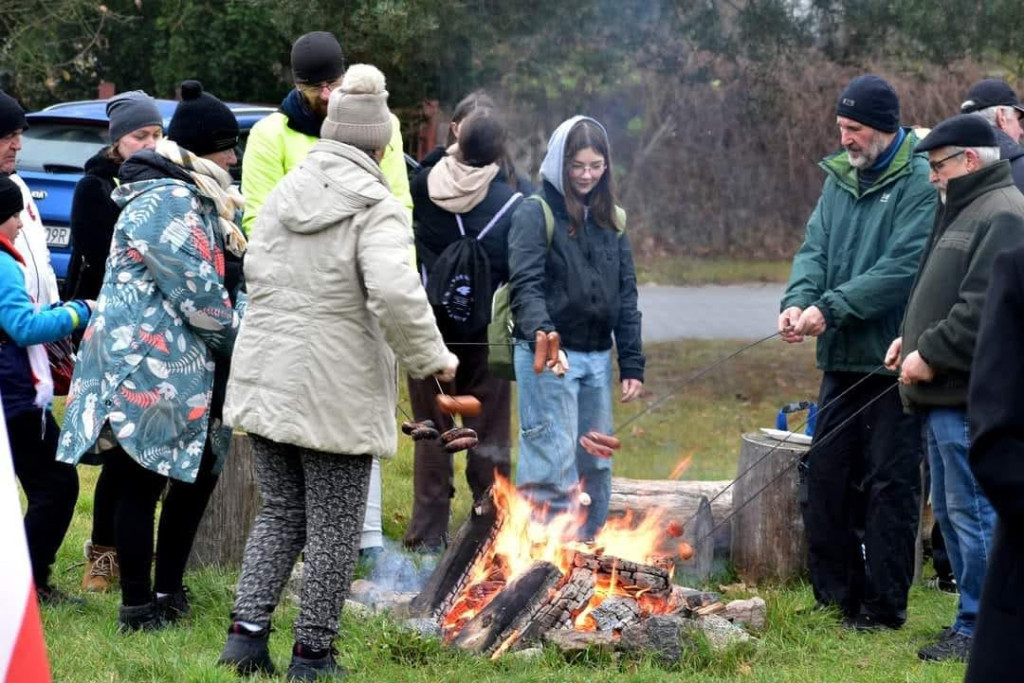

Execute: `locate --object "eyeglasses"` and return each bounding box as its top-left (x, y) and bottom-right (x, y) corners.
top-left (929, 150), bottom-right (965, 173)
top-left (301, 76), bottom-right (344, 97)
top-left (568, 161), bottom-right (606, 176)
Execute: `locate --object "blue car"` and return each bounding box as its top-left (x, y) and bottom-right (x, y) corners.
top-left (15, 98), bottom-right (276, 285)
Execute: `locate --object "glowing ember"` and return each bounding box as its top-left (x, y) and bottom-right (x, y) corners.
top-left (440, 474), bottom-right (681, 643)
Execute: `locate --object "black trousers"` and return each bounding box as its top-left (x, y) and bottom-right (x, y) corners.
top-left (90, 462), bottom-right (117, 546)
top-left (7, 408), bottom-right (79, 588)
top-left (801, 371), bottom-right (922, 622)
top-left (403, 343), bottom-right (511, 550)
top-left (105, 442), bottom-right (219, 606)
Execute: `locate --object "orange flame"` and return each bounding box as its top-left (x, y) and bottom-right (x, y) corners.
top-left (440, 473), bottom-right (681, 643)
top-left (668, 453), bottom-right (694, 480)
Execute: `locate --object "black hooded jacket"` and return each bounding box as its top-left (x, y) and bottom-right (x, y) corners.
top-left (64, 148), bottom-right (122, 299)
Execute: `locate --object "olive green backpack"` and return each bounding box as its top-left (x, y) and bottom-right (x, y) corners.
top-left (487, 196), bottom-right (626, 380)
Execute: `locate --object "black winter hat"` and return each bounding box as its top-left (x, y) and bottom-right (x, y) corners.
top-left (0, 174), bottom-right (24, 223)
top-left (167, 81), bottom-right (238, 157)
top-left (0, 91), bottom-right (28, 138)
top-left (291, 31), bottom-right (346, 85)
top-left (916, 114), bottom-right (998, 153)
top-left (836, 75), bottom-right (900, 133)
top-left (960, 79), bottom-right (1024, 115)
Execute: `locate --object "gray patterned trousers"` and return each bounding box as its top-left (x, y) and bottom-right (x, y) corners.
top-left (231, 435), bottom-right (372, 650)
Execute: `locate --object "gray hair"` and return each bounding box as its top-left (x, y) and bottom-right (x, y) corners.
top-left (946, 145), bottom-right (1002, 167)
top-left (974, 106), bottom-right (1016, 127)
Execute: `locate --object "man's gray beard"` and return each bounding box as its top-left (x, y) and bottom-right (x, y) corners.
top-left (847, 134), bottom-right (889, 169)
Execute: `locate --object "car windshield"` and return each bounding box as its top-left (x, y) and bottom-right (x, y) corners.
top-left (18, 122), bottom-right (109, 173)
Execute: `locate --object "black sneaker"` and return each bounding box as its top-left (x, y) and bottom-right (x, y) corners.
top-left (118, 602), bottom-right (167, 633)
top-left (287, 643), bottom-right (348, 681)
top-left (156, 586), bottom-right (191, 622)
top-left (842, 612), bottom-right (904, 632)
top-left (918, 628), bottom-right (972, 662)
top-left (218, 622), bottom-right (276, 675)
top-left (36, 585), bottom-right (85, 607)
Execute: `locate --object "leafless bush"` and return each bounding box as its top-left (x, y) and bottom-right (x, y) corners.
top-left (495, 55), bottom-right (992, 259)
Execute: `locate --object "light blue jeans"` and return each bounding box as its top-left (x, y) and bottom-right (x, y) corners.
top-left (513, 344), bottom-right (613, 539)
top-left (926, 408), bottom-right (996, 638)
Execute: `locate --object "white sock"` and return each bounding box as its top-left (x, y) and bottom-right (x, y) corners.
top-left (237, 621), bottom-right (263, 633)
top-left (155, 592), bottom-right (169, 599)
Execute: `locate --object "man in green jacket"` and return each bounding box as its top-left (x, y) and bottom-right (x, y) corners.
top-left (884, 114), bottom-right (1024, 662)
top-left (242, 31), bottom-right (413, 558)
top-left (779, 75), bottom-right (936, 630)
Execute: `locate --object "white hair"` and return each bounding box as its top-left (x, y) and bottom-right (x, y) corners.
top-left (946, 145), bottom-right (1002, 167)
top-left (973, 106), bottom-right (1015, 127)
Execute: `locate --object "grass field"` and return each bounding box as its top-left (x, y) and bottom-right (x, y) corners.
top-left (39, 339), bottom-right (968, 682)
top-left (634, 258), bottom-right (792, 287)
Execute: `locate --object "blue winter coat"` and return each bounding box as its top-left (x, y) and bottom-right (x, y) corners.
top-left (0, 238), bottom-right (80, 419)
top-left (56, 177), bottom-right (245, 482)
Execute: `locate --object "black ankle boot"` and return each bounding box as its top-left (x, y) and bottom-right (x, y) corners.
top-left (287, 643), bottom-right (347, 681)
top-left (118, 602), bottom-right (167, 633)
top-left (155, 586), bottom-right (191, 622)
top-left (218, 622), bottom-right (275, 675)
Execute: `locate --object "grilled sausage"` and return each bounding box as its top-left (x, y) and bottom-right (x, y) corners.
top-left (444, 436), bottom-right (479, 453)
top-left (436, 395), bottom-right (482, 417)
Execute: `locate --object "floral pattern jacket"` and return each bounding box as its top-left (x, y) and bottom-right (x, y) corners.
top-left (56, 178), bottom-right (245, 482)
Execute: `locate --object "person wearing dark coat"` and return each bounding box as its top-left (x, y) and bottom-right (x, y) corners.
top-left (960, 79), bottom-right (1024, 192)
top-left (964, 243), bottom-right (1024, 682)
top-left (63, 91), bottom-right (163, 595)
top-left (402, 108), bottom-right (530, 551)
top-left (885, 114), bottom-right (1024, 662)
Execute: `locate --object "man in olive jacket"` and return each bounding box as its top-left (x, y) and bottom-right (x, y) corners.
top-left (779, 75), bottom-right (936, 630)
top-left (884, 114), bottom-right (1024, 662)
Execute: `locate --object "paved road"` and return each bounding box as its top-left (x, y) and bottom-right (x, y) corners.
top-left (639, 284), bottom-right (786, 342)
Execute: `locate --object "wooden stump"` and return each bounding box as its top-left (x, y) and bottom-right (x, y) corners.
top-left (609, 477), bottom-right (732, 559)
top-left (189, 434), bottom-right (260, 569)
top-left (730, 432), bottom-right (808, 583)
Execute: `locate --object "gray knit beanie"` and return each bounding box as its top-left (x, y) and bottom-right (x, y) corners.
top-left (106, 91), bottom-right (163, 143)
top-left (320, 64), bottom-right (392, 152)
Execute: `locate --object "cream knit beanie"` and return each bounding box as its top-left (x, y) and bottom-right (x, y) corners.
top-left (320, 64), bottom-right (392, 151)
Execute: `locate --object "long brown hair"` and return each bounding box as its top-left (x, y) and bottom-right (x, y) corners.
top-left (562, 119), bottom-right (619, 236)
top-left (448, 91), bottom-right (520, 190)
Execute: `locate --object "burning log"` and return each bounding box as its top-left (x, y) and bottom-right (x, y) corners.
top-left (569, 551), bottom-right (672, 599)
top-left (451, 560), bottom-right (563, 655)
top-left (589, 595), bottom-right (642, 631)
top-left (408, 495), bottom-right (499, 619)
top-left (526, 567), bottom-right (596, 634)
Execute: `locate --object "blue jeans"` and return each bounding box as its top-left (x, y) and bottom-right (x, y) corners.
top-left (926, 408), bottom-right (996, 637)
top-left (513, 345), bottom-right (613, 539)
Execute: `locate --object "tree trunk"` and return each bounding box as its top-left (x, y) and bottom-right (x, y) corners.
top-left (189, 434), bottom-right (260, 569)
top-left (730, 432), bottom-right (808, 583)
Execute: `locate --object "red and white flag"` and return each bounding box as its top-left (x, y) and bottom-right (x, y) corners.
top-left (0, 392), bottom-right (52, 682)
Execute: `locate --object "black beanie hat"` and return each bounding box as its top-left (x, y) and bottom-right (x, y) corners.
top-left (291, 31), bottom-right (346, 85)
top-left (167, 81), bottom-right (239, 157)
top-left (0, 91), bottom-right (28, 138)
top-left (836, 75), bottom-right (900, 133)
top-left (0, 174), bottom-right (24, 223)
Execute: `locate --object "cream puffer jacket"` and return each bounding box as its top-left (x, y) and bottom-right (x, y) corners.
top-left (225, 139), bottom-right (449, 457)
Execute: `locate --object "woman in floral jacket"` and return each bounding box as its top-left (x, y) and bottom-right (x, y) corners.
top-left (56, 81), bottom-right (247, 632)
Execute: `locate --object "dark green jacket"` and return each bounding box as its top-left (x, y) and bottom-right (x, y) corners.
top-left (900, 161), bottom-right (1024, 411)
top-left (781, 129), bottom-right (936, 373)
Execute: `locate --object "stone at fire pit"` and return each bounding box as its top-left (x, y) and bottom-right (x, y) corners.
top-left (694, 614), bottom-right (754, 651)
top-left (619, 615), bottom-right (696, 665)
top-left (590, 595), bottom-right (642, 631)
top-left (723, 597), bottom-right (767, 631)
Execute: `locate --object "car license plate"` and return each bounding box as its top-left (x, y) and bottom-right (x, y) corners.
top-left (45, 226), bottom-right (71, 248)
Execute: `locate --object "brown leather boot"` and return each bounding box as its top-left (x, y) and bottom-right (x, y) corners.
top-left (82, 541), bottom-right (119, 592)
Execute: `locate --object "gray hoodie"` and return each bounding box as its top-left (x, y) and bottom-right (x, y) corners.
top-left (539, 115), bottom-right (609, 196)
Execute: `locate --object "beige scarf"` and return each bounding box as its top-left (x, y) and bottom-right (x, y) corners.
top-left (155, 138), bottom-right (247, 257)
top-left (427, 144), bottom-right (500, 214)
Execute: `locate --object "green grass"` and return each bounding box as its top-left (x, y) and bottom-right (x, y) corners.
top-left (634, 258), bottom-right (792, 287)
top-left (41, 339), bottom-right (966, 682)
